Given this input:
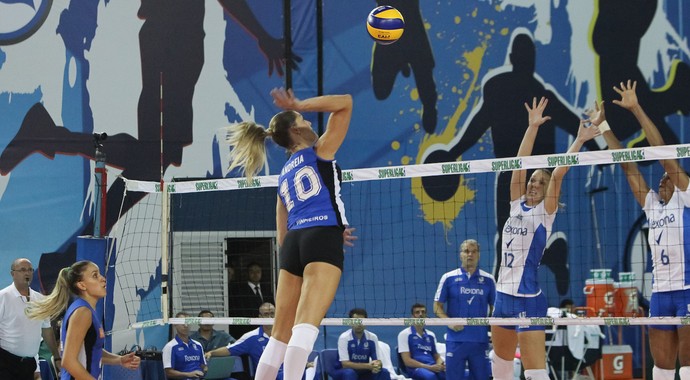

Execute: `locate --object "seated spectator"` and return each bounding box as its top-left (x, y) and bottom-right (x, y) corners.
top-left (333, 308), bottom-right (390, 380)
top-left (190, 310), bottom-right (236, 352)
top-left (162, 311), bottom-right (207, 379)
top-left (397, 304), bottom-right (445, 380)
top-left (206, 302), bottom-right (283, 380)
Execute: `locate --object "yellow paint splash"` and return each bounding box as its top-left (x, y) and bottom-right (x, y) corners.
top-left (410, 38), bottom-right (490, 230)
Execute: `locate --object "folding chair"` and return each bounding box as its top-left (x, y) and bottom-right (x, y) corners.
top-left (318, 348), bottom-right (340, 380)
top-left (546, 315), bottom-right (603, 380)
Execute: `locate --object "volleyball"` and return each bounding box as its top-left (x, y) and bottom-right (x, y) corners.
top-left (366, 6), bottom-right (405, 45)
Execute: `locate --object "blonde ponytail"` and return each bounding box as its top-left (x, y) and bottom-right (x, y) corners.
top-left (227, 122), bottom-right (269, 181)
top-left (25, 261), bottom-right (92, 321)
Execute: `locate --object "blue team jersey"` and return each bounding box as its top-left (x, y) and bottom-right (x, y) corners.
top-left (278, 148), bottom-right (348, 230)
top-left (162, 335), bottom-right (206, 374)
top-left (337, 329), bottom-right (380, 363)
top-left (227, 327), bottom-right (284, 379)
top-left (61, 298), bottom-right (104, 380)
top-left (434, 268), bottom-right (496, 343)
top-left (397, 327), bottom-right (438, 365)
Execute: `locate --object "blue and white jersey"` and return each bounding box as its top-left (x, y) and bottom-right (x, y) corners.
top-left (434, 268), bottom-right (495, 343)
top-left (61, 298), bottom-right (104, 380)
top-left (643, 186), bottom-right (690, 292)
top-left (278, 147), bottom-right (348, 230)
top-left (497, 197), bottom-right (556, 297)
top-left (397, 327), bottom-right (438, 365)
top-left (162, 335), bottom-right (206, 374)
top-left (337, 329), bottom-right (381, 363)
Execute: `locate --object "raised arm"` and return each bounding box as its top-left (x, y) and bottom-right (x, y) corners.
top-left (612, 80), bottom-right (689, 191)
top-left (511, 97), bottom-right (551, 201)
top-left (587, 100), bottom-right (649, 207)
top-left (545, 120), bottom-right (600, 214)
top-left (271, 88), bottom-right (353, 160)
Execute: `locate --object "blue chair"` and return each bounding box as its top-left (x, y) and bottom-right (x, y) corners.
top-left (39, 359), bottom-right (55, 380)
top-left (318, 349), bottom-right (340, 380)
top-left (395, 347), bottom-right (409, 377)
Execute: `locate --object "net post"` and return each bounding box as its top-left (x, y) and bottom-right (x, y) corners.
top-left (161, 181), bottom-right (169, 323)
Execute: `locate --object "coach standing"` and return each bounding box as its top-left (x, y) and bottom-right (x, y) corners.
top-left (434, 240), bottom-right (495, 380)
top-left (0, 258), bottom-right (61, 379)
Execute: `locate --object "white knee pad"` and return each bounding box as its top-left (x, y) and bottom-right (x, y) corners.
top-left (288, 323), bottom-right (320, 351)
top-left (678, 367), bottom-right (690, 380)
top-left (491, 355), bottom-right (514, 380)
top-left (653, 366), bottom-right (676, 380)
top-left (258, 337), bottom-right (288, 368)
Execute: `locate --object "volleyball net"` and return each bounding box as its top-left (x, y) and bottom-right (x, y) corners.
top-left (108, 143), bottom-right (690, 333)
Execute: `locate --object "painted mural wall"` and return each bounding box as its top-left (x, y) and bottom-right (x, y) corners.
top-left (1, 0), bottom-right (689, 363)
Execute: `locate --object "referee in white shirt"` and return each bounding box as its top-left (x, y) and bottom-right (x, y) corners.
top-left (0, 258), bottom-right (61, 379)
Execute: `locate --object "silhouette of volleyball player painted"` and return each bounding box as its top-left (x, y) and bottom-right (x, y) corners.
top-left (592, 0), bottom-right (690, 147)
top-left (0, 0), bottom-right (299, 232)
top-left (421, 33), bottom-right (598, 294)
top-left (371, 0), bottom-right (437, 134)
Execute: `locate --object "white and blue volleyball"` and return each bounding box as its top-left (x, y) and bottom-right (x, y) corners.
top-left (366, 6), bottom-right (405, 45)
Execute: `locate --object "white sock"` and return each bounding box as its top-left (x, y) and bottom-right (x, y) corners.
top-left (653, 366), bottom-right (676, 380)
top-left (679, 366), bottom-right (690, 380)
top-left (283, 323), bottom-right (320, 380)
top-left (255, 337), bottom-right (287, 380)
top-left (524, 369), bottom-right (549, 380)
top-left (491, 354), bottom-right (515, 380)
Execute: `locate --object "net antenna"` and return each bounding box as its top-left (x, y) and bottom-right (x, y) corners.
top-left (159, 71), bottom-right (170, 324)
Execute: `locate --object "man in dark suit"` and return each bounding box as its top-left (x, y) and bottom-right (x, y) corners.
top-left (229, 262), bottom-right (274, 338)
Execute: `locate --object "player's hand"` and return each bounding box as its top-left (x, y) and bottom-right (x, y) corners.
top-left (524, 97), bottom-right (551, 128)
top-left (190, 369), bottom-right (205, 378)
top-left (585, 100), bottom-right (606, 126)
top-left (271, 88), bottom-right (301, 111)
top-left (120, 352), bottom-right (141, 369)
top-left (612, 80), bottom-right (639, 110)
top-left (429, 363), bottom-right (444, 372)
top-left (204, 352), bottom-right (212, 360)
top-left (343, 227), bottom-right (357, 248)
top-left (576, 119), bottom-right (601, 143)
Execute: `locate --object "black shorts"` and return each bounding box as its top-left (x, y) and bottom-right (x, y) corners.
top-left (280, 226), bottom-right (344, 276)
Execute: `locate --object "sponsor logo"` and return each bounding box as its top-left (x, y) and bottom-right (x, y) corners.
top-left (378, 167), bottom-right (406, 179)
top-left (677, 146), bottom-right (690, 158)
top-left (611, 149), bottom-right (645, 162)
top-left (404, 318), bottom-right (425, 326)
top-left (492, 159), bottom-right (522, 172)
top-left (441, 162), bottom-right (470, 174)
top-left (195, 181), bottom-right (219, 191)
top-left (232, 318), bottom-right (251, 325)
top-left (295, 215), bottom-right (329, 225)
top-left (546, 154), bottom-right (579, 167)
top-left (343, 318), bottom-right (363, 326)
top-left (604, 318), bottom-right (630, 326)
top-left (650, 214), bottom-right (675, 229)
top-left (342, 171), bottom-right (354, 182)
top-left (238, 178), bottom-right (261, 188)
top-left (529, 317), bottom-right (553, 326)
top-left (460, 287), bottom-right (484, 295)
top-left (504, 224), bottom-right (528, 236)
top-left (468, 295), bottom-right (475, 305)
top-left (467, 318), bottom-right (490, 326)
top-left (612, 355), bottom-right (625, 373)
top-left (155, 183), bottom-right (176, 193)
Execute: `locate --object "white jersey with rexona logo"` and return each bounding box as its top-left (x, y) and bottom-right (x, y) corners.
top-left (497, 197), bottom-right (556, 297)
top-left (278, 147), bottom-right (348, 230)
top-left (643, 186), bottom-right (690, 292)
